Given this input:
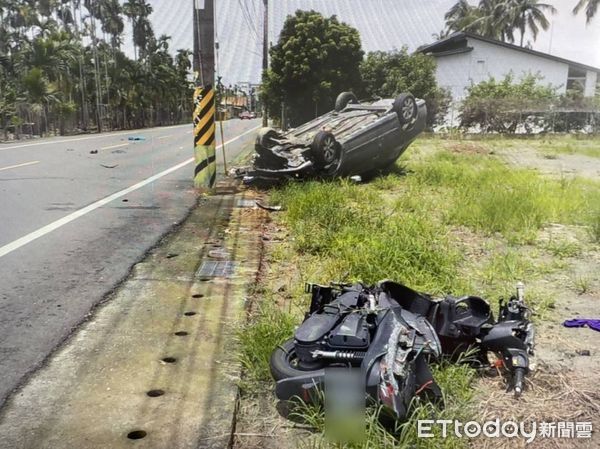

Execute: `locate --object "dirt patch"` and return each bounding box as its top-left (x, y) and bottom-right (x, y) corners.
top-left (500, 148), bottom-right (600, 180)
top-left (448, 141), bottom-right (492, 155)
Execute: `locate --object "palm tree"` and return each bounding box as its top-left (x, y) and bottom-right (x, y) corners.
top-left (444, 0), bottom-right (555, 45)
top-left (122, 0), bottom-right (153, 61)
top-left (573, 0), bottom-right (599, 23)
top-left (97, 0), bottom-right (124, 52)
top-left (444, 0), bottom-right (510, 40)
top-left (503, 0), bottom-right (557, 46)
top-left (444, 0), bottom-right (481, 33)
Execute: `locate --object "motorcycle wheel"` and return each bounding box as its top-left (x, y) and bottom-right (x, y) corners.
top-left (270, 338), bottom-right (323, 381)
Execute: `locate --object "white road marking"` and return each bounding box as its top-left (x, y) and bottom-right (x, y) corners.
top-left (0, 124), bottom-right (191, 151)
top-left (0, 125), bottom-right (259, 259)
top-left (0, 160), bottom-right (40, 172)
top-left (100, 143), bottom-right (128, 150)
top-left (157, 135), bottom-right (173, 140)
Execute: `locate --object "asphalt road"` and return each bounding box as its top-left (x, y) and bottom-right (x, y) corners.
top-left (0, 119), bottom-right (260, 407)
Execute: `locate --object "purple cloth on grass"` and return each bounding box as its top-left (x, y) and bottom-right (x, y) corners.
top-left (563, 319), bottom-right (600, 332)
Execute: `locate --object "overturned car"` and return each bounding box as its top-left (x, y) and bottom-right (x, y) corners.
top-left (271, 281), bottom-right (535, 421)
top-left (240, 92), bottom-right (427, 183)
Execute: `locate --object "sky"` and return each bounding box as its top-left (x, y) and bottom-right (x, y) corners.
top-left (120, 0), bottom-right (600, 85)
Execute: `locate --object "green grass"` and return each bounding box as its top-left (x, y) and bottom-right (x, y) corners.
top-left (235, 295), bottom-right (297, 393)
top-left (542, 239), bottom-right (581, 258)
top-left (408, 151), bottom-right (598, 243)
top-left (271, 180), bottom-right (466, 294)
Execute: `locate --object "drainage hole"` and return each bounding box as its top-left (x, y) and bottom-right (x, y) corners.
top-left (166, 253), bottom-right (179, 259)
top-left (122, 199), bottom-right (129, 203)
top-left (184, 311), bottom-right (197, 316)
top-left (161, 357), bottom-right (177, 364)
top-left (192, 294), bottom-right (204, 298)
top-left (199, 277), bottom-right (211, 282)
top-left (146, 389), bottom-right (165, 397)
top-left (174, 331), bottom-right (189, 336)
top-left (127, 430), bottom-right (147, 440)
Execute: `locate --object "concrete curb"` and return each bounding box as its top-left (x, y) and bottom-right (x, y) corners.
top-left (0, 179), bottom-right (269, 449)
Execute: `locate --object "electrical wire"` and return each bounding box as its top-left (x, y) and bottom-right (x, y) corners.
top-left (237, 0), bottom-right (260, 43)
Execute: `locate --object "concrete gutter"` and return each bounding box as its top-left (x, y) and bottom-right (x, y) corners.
top-left (0, 180), bottom-right (269, 449)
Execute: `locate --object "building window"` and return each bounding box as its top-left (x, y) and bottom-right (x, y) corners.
top-left (567, 66), bottom-right (587, 94)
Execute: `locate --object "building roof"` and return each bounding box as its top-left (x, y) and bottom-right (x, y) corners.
top-left (418, 32), bottom-right (600, 73)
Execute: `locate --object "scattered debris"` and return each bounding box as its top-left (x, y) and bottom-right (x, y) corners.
top-left (208, 249), bottom-right (230, 259)
top-left (128, 136), bottom-right (146, 141)
top-left (577, 349), bottom-right (592, 356)
top-left (564, 318), bottom-right (600, 332)
top-left (256, 201), bottom-right (282, 212)
top-left (89, 149), bottom-right (98, 154)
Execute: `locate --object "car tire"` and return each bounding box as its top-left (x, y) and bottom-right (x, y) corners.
top-left (393, 92), bottom-right (418, 125)
top-left (255, 127), bottom-right (278, 149)
top-left (311, 130), bottom-right (341, 169)
top-left (335, 92), bottom-right (358, 112)
top-left (270, 338), bottom-right (323, 381)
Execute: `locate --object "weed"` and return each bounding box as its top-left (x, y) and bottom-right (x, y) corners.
top-left (542, 239), bottom-right (581, 258)
top-left (571, 273), bottom-right (592, 295)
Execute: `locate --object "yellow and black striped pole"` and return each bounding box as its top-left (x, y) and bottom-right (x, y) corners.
top-left (193, 84), bottom-right (217, 188)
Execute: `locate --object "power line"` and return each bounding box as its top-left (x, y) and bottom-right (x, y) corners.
top-left (237, 0), bottom-right (260, 43)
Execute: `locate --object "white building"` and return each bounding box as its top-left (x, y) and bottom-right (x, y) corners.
top-left (419, 31), bottom-right (600, 101)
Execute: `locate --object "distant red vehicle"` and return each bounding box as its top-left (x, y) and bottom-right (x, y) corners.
top-left (239, 111), bottom-right (256, 120)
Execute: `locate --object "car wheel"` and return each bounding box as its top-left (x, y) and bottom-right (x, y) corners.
top-left (270, 339), bottom-right (323, 381)
top-left (311, 130), bottom-right (341, 170)
top-left (255, 127), bottom-right (278, 149)
top-left (393, 93), bottom-right (418, 125)
top-left (335, 92), bottom-right (358, 112)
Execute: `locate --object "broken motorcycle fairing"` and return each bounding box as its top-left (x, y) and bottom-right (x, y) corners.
top-left (270, 281), bottom-right (535, 420)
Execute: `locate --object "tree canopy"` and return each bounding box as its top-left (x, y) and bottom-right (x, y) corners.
top-left (0, 0), bottom-right (192, 138)
top-left (361, 49), bottom-right (451, 127)
top-left (262, 10), bottom-right (364, 126)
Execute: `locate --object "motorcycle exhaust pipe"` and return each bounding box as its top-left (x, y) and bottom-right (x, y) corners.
top-left (311, 350), bottom-right (366, 362)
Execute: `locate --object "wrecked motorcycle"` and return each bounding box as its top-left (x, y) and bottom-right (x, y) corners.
top-left (270, 281), bottom-right (535, 420)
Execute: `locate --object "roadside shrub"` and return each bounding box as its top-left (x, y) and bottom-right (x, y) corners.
top-left (459, 74), bottom-right (557, 133)
top-left (361, 49), bottom-right (451, 128)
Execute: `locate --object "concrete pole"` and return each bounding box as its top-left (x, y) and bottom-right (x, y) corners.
top-left (262, 0), bottom-right (268, 127)
top-left (192, 0), bottom-right (217, 188)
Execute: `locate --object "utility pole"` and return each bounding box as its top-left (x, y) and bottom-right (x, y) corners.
top-left (262, 0), bottom-right (268, 127)
top-left (192, 0), bottom-right (217, 188)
